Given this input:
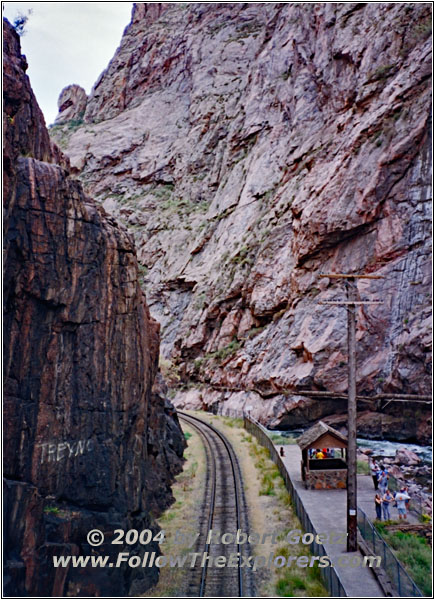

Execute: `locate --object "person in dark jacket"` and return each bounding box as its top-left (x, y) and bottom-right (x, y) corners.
top-left (374, 493), bottom-right (382, 520)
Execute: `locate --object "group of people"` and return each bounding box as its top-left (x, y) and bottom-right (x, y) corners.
top-left (370, 458), bottom-right (410, 521)
top-left (310, 447), bottom-right (335, 459)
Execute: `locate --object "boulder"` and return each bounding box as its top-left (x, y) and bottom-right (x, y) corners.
top-left (394, 447), bottom-right (422, 466)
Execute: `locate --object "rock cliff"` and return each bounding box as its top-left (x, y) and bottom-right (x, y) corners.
top-left (51, 3), bottom-right (432, 442)
top-left (3, 18), bottom-right (184, 597)
top-left (54, 84), bottom-right (87, 125)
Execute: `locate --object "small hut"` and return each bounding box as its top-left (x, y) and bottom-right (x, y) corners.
top-left (297, 421), bottom-right (348, 489)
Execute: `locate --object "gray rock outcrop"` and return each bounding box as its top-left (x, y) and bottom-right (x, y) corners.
top-left (54, 84), bottom-right (87, 124)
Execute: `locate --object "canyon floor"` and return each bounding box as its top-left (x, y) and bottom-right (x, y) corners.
top-left (148, 411), bottom-right (327, 597)
top-left (148, 411), bottom-right (431, 597)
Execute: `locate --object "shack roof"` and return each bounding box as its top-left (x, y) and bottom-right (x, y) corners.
top-left (297, 421), bottom-right (347, 450)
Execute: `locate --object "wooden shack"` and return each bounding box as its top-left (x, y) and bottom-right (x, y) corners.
top-left (297, 421), bottom-right (348, 489)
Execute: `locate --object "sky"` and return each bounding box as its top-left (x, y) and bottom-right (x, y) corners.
top-left (3, 2), bottom-right (134, 125)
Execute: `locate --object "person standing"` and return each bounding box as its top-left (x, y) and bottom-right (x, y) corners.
top-left (374, 493), bottom-right (382, 520)
top-left (395, 489), bottom-right (411, 521)
top-left (378, 467), bottom-right (389, 495)
top-left (382, 489), bottom-right (394, 521)
top-left (403, 485), bottom-right (411, 518)
top-left (370, 459), bottom-right (379, 489)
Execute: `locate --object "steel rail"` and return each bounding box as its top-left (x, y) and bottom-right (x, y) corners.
top-left (178, 414), bottom-right (216, 597)
top-left (178, 412), bottom-right (244, 597)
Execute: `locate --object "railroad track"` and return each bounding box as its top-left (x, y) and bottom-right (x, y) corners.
top-left (178, 411), bottom-right (254, 597)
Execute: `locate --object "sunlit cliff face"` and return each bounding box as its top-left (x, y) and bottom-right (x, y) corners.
top-left (50, 3), bottom-right (431, 440)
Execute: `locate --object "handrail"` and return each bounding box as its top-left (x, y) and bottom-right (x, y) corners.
top-left (357, 507), bottom-right (424, 597)
top-left (243, 413), bottom-right (347, 597)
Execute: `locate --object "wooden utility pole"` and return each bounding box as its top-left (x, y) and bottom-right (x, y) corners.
top-left (320, 273), bottom-right (383, 551)
top-left (346, 277), bottom-right (358, 551)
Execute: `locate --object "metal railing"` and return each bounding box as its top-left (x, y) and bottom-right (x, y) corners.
top-left (385, 474), bottom-right (427, 518)
top-left (243, 414), bottom-right (346, 597)
top-left (357, 507), bottom-right (423, 597)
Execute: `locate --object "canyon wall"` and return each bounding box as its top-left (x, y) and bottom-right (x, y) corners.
top-left (51, 3), bottom-right (432, 442)
top-left (3, 19), bottom-right (185, 596)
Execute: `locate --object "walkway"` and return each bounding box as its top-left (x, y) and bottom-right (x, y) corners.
top-left (277, 444), bottom-right (385, 597)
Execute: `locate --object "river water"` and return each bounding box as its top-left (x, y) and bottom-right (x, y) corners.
top-left (356, 437), bottom-right (432, 466)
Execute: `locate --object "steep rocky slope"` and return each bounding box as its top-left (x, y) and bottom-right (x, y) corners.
top-left (3, 19), bottom-right (184, 596)
top-left (51, 3), bottom-right (432, 442)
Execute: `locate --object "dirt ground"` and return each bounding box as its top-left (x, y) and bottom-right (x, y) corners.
top-left (145, 421), bottom-right (206, 597)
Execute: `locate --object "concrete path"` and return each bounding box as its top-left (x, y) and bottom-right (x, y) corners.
top-left (278, 444), bottom-right (385, 597)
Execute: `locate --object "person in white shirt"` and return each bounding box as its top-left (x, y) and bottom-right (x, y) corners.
top-left (395, 489), bottom-right (411, 520)
top-left (369, 458), bottom-right (379, 489)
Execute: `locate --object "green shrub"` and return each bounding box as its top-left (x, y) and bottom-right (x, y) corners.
top-left (269, 433), bottom-right (296, 445)
top-left (245, 326), bottom-right (266, 339)
top-left (357, 459), bottom-right (370, 474)
top-left (419, 513), bottom-right (431, 523)
top-left (204, 339), bottom-right (241, 362)
top-left (44, 506), bottom-right (60, 515)
top-left (276, 574), bottom-right (306, 595)
top-left (260, 472), bottom-right (276, 496)
top-left (368, 63), bottom-right (396, 81)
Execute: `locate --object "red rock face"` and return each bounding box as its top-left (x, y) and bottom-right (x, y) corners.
top-left (3, 19), bottom-right (184, 596)
top-left (51, 4), bottom-right (431, 440)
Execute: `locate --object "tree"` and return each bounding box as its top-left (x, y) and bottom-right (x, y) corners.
top-left (12, 10), bottom-right (32, 37)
